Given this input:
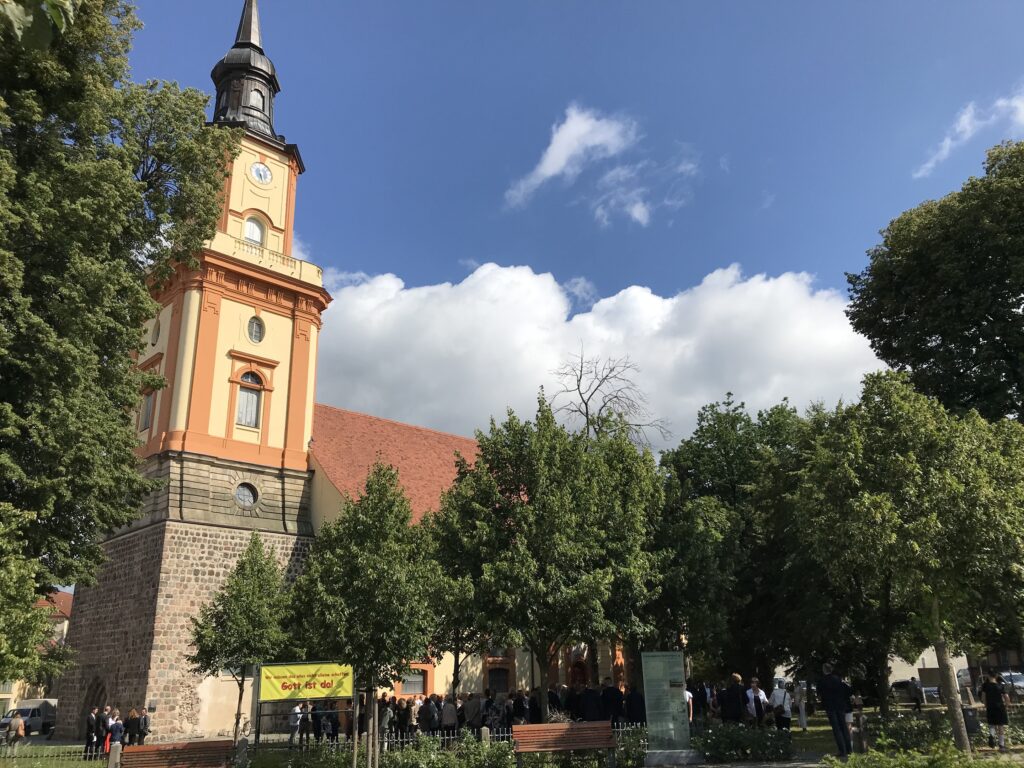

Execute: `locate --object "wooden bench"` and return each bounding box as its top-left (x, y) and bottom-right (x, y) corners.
top-left (512, 723), bottom-right (616, 768)
top-left (120, 740), bottom-right (234, 768)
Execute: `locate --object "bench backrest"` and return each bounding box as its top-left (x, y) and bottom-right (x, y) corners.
top-left (120, 740), bottom-right (234, 768)
top-left (512, 722), bottom-right (615, 753)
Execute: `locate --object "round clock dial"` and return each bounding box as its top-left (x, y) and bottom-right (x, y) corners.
top-left (250, 162), bottom-right (272, 184)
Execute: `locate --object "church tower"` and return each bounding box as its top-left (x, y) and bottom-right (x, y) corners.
top-left (56, 0), bottom-right (331, 739)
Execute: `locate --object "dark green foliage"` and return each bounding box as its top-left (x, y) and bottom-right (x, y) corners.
top-left (848, 141), bottom-right (1024, 422)
top-left (695, 724), bottom-right (794, 763)
top-left (827, 742), bottom-right (973, 768)
top-left (0, 0), bottom-right (239, 681)
top-left (292, 462), bottom-right (434, 687)
top-left (187, 533), bottom-right (290, 742)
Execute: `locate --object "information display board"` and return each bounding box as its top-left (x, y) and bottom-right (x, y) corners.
top-left (258, 662), bottom-right (354, 702)
top-left (641, 651), bottom-right (690, 751)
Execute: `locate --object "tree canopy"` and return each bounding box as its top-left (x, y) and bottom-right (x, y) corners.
top-left (848, 141), bottom-right (1024, 421)
top-left (0, 0), bottom-right (239, 679)
top-left (292, 462), bottom-right (434, 689)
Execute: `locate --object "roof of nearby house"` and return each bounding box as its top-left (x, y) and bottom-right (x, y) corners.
top-left (34, 591), bottom-right (72, 621)
top-left (310, 404), bottom-right (478, 522)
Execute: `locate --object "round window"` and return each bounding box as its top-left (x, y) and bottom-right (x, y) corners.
top-left (247, 316), bottom-right (265, 344)
top-left (235, 483), bottom-right (258, 510)
top-left (151, 319), bottom-right (161, 345)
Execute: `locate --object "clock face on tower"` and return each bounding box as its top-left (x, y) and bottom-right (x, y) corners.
top-left (250, 162), bottom-right (272, 185)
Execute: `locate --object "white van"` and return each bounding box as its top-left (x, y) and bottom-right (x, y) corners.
top-left (0, 699), bottom-right (57, 735)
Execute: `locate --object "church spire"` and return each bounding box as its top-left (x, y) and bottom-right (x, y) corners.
top-left (234, 0), bottom-right (262, 51)
top-left (211, 0), bottom-right (280, 139)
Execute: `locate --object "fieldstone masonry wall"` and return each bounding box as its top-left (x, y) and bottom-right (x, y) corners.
top-left (56, 451), bottom-right (314, 741)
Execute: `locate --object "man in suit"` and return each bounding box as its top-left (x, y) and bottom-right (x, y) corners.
top-left (600, 677), bottom-right (624, 724)
top-left (84, 707), bottom-right (98, 760)
top-left (95, 707), bottom-right (110, 755)
top-left (138, 708), bottom-right (151, 746)
top-left (581, 683), bottom-right (603, 721)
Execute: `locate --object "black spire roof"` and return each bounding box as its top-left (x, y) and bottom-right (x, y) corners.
top-left (211, 0), bottom-right (280, 138)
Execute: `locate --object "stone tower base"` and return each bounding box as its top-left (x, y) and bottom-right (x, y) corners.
top-left (55, 520), bottom-right (310, 740)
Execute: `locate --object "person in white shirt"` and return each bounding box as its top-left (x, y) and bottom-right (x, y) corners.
top-left (684, 688), bottom-right (693, 722)
top-left (768, 681), bottom-right (792, 730)
top-left (288, 704), bottom-right (302, 748)
top-left (793, 682), bottom-right (808, 732)
top-left (746, 678), bottom-right (770, 726)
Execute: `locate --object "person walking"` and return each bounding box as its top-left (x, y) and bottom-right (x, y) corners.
top-left (719, 674), bottom-right (746, 725)
top-left (138, 708), bottom-right (151, 746)
top-left (311, 703), bottom-right (323, 745)
top-left (768, 682), bottom-right (792, 731)
top-left (395, 699), bottom-right (411, 737)
top-left (746, 677), bottom-right (769, 727)
top-left (6, 711), bottom-right (25, 755)
top-left (298, 703), bottom-right (311, 748)
top-left (108, 716), bottom-right (124, 748)
top-left (441, 695), bottom-right (458, 734)
top-left (624, 685), bottom-right (646, 725)
top-left (793, 682), bottom-right (808, 732)
top-left (84, 707), bottom-right (98, 760)
top-left (982, 671), bottom-right (1011, 752)
top-left (601, 678), bottom-right (624, 724)
top-left (95, 707), bottom-right (109, 756)
top-left (463, 692), bottom-right (481, 732)
top-left (288, 703), bottom-right (302, 749)
top-left (819, 664), bottom-right (853, 758)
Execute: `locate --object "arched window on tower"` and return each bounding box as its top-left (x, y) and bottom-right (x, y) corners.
top-left (244, 217), bottom-right (265, 246)
top-left (236, 371), bottom-right (263, 428)
top-left (249, 88), bottom-right (265, 111)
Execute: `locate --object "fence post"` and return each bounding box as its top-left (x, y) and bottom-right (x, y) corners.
top-left (107, 741), bottom-right (122, 768)
top-left (481, 726), bottom-right (490, 745)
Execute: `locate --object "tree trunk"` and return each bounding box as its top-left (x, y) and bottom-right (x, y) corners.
top-left (534, 645), bottom-right (553, 723)
top-left (452, 648), bottom-right (462, 701)
top-left (588, 641), bottom-right (601, 686)
top-left (372, 684), bottom-right (379, 768)
top-left (874, 655), bottom-right (891, 717)
top-left (932, 597), bottom-right (971, 754)
top-left (233, 672), bottom-right (246, 745)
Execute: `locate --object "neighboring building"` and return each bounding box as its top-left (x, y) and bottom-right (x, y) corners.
top-left (1, 592), bottom-right (73, 715)
top-left (54, 0), bottom-right (629, 741)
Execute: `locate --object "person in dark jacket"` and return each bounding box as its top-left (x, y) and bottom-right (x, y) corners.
top-left (818, 664), bottom-right (853, 757)
top-left (581, 683), bottom-right (604, 721)
top-left (311, 703), bottom-right (322, 744)
top-left (84, 707), bottom-right (99, 760)
top-left (108, 717), bottom-right (125, 747)
top-left (138, 709), bottom-right (151, 746)
top-left (600, 678), bottom-right (625, 724)
top-left (624, 686), bottom-right (646, 724)
top-left (124, 709), bottom-right (141, 746)
top-left (95, 706), bottom-right (109, 755)
top-left (719, 674), bottom-right (746, 724)
top-left (529, 689), bottom-right (542, 724)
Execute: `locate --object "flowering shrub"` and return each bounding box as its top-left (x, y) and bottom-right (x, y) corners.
top-left (694, 724), bottom-right (793, 763)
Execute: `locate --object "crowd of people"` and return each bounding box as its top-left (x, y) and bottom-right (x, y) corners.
top-left (81, 705), bottom-right (152, 759)
top-left (283, 678), bottom-right (647, 749)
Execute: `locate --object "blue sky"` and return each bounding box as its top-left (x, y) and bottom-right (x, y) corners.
top-left (129, 0), bottom-right (1024, 442)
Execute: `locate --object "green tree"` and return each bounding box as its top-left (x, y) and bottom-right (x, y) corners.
top-left (847, 141), bottom-right (1024, 422)
top-left (455, 396), bottom-right (661, 721)
top-left (794, 371), bottom-right (1024, 751)
top-left (187, 533), bottom-right (289, 744)
top-left (656, 396), bottom-right (803, 681)
top-left (0, 0), bottom-right (239, 678)
top-left (1, 0), bottom-right (79, 46)
top-left (293, 461), bottom-right (434, 693)
top-left (422, 475), bottom-right (493, 699)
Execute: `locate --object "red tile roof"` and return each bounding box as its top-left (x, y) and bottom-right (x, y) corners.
top-left (311, 404), bottom-right (478, 522)
top-left (34, 591), bottom-right (72, 620)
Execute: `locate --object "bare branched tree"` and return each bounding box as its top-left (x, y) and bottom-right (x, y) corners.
top-left (550, 347), bottom-right (671, 446)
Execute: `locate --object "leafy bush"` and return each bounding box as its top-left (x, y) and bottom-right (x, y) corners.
top-left (695, 724), bottom-right (793, 763)
top-left (615, 727), bottom-right (647, 768)
top-left (867, 713), bottom-right (946, 752)
top-left (825, 742), bottom-right (972, 768)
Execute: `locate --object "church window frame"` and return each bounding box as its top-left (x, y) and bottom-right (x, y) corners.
top-left (244, 216), bottom-right (266, 246)
top-left (140, 390), bottom-right (156, 432)
top-left (249, 88), bottom-right (265, 111)
top-left (236, 371), bottom-right (264, 429)
top-left (247, 315), bottom-right (265, 344)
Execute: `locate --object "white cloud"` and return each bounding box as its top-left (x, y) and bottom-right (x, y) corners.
top-left (292, 232), bottom-right (313, 263)
top-left (914, 86), bottom-right (1024, 178)
top-left (314, 262), bottom-right (881, 450)
top-left (562, 276), bottom-right (600, 309)
top-left (505, 104), bottom-right (639, 207)
top-left (592, 164), bottom-right (652, 227)
top-left (760, 191), bottom-right (777, 210)
top-left (719, 155), bottom-right (731, 174)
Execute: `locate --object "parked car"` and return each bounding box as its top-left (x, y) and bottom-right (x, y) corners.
top-left (0, 699), bottom-right (57, 735)
top-left (890, 679), bottom-right (939, 703)
top-left (997, 671), bottom-right (1024, 696)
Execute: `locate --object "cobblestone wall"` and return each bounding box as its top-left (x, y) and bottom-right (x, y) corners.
top-left (56, 519), bottom-right (311, 740)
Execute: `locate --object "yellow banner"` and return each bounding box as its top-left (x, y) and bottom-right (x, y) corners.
top-left (258, 663), bottom-right (354, 702)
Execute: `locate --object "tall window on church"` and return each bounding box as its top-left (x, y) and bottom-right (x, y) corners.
top-left (236, 372), bottom-right (262, 428)
top-left (249, 89), bottom-right (265, 111)
top-left (244, 217), bottom-right (265, 245)
top-left (140, 391), bottom-right (155, 431)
